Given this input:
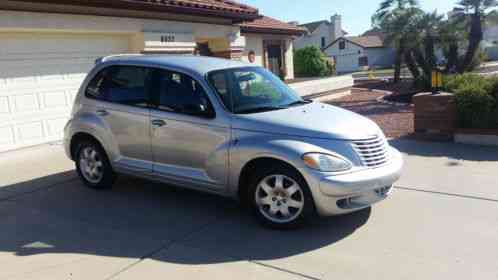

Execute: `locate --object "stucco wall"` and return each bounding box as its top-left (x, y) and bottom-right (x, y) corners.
top-left (294, 23), bottom-right (331, 50)
top-left (0, 10), bottom-right (242, 52)
top-left (324, 39), bottom-right (363, 73)
top-left (325, 39), bottom-right (395, 73)
top-left (364, 48), bottom-right (395, 69)
top-left (241, 34), bottom-right (264, 66)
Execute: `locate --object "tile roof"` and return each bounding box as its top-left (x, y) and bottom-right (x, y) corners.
top-left (322, 35), bottom-right (385, 51)
top-left (299, 20), bottom-right (328, 33)
top-left (346, 36), bottom-right (384, 48)
top-left (12, 0), bottom-right (260, 20)
top-left (299, 20), bottom-right (348, 35)
top-left (240, 16), bottom-right (307, 35)
top-left (127, 0), bottom-right (259, 15)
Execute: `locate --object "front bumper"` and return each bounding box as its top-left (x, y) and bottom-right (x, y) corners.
top-left (304, 147), bottom-right (403, 216)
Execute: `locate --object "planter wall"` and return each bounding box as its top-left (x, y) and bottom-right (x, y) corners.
top-left (413, 92), bottom-right (457, 141)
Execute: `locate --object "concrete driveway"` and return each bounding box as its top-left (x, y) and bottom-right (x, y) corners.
top-left (0, 140), bottom-right (497, 280)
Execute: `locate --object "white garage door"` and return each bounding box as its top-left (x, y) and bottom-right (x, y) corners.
top-left (0, 32), bottom-right (130, 152)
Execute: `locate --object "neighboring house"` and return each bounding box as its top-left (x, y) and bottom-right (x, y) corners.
top-left (0, 0), bottom-right (304, 152)
top-left (293, 14), bottom-right (348, 50)
top-left (323, 35), bottom-right (395, 73)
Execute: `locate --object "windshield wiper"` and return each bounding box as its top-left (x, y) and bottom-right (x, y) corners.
top-left (285, 99), bottom-right (312, 107)
top-left (236, 106), bottom-right (286, 114)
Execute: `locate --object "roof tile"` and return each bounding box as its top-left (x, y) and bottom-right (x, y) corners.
top-left (240, 16), bottom-right (307, 35)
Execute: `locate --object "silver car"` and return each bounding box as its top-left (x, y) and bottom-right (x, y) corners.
top-left (64, 55), bottom-right (403, 228)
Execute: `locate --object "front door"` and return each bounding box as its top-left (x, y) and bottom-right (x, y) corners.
top-left (148, 69), bottom-right (230, 189)
top-left (85, 65), bottom-right (153, 173)
top-left (267, 44), bottom-right (283, 78)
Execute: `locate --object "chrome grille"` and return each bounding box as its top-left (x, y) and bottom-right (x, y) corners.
top-left (351, 136), bottom-right (390, 167)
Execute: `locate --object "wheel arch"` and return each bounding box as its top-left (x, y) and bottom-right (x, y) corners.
top-left (69, 132), bottom-right (107, 161)
top-left (237, 156), bottom-right (308, 206)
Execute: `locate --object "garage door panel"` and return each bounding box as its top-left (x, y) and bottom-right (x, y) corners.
top-left (45, 117), bottom-right (68, 137)
top-left (16, 121), bottom-right (45, 142)
top-left (0, 32), bottom-right (130, 152)
top-left (42, 90), bottom-right (70, 109)
top-left (12, 93), bottom-right (40, 113)
top-left (0, 97), bottom-right (10, 114)
top-left (0, 126), bottom-right (15, 146)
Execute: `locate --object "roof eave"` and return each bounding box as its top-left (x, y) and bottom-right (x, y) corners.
top-left (241, 26), bottom-right (307, 36)
top-left (9, 0), bottom-right (261, 22)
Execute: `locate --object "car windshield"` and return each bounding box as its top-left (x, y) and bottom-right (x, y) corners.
top-left (207, 67), bottom-right (307, 114)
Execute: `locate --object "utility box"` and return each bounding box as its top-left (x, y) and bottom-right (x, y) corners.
top-left (413, 92), bottom-right (456, 141)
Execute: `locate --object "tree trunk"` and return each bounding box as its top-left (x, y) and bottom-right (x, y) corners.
top-left (404, 50), bottom-right (420, 79)
top-left (425, 36), bottom-right (436, 70)
top-left (459, 9), bottom-right (483, 72)
top-left (446, 43), bottom-right (459, 73)
top-left (413, 48), bottom-right (431, 79)
top-left (394, 44), bottom-right (404, 83)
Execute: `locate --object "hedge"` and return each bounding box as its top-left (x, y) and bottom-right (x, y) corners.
top-left (443, 74), bottom-right (498, 129)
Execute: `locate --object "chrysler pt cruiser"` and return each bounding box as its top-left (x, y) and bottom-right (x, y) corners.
top-left (64, 55), bottom-right (403, 229)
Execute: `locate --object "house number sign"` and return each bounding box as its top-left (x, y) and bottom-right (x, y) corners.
top-left (160, 35), bottom-right (175, 43)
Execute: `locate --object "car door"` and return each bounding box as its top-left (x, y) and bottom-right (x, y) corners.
top-left (85, 65), bottom-right (153, 174)
top-left (148, 69), bottom-right (230, 190)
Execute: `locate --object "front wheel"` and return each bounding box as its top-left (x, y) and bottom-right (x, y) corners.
top-left (248, 166), bottom-right (315, 229)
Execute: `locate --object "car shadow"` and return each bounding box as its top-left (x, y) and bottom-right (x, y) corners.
top-left (0, 171), bottom-right (371, 264)
top-left (390, 137), bottom-right (498, 162)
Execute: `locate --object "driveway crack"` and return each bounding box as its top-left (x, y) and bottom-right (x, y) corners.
top-left (394, 186), bottom-right (498, 203)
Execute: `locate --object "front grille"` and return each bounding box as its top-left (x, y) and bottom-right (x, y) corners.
top-left (351, 136), bottom-right (390, 167)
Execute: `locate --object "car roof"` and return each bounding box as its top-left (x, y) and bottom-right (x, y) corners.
top-left (100, 55), bottom-right (254, 76)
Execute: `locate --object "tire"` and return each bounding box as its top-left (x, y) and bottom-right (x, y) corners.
top-left (75, 140), bottom-right (116, 189)
top-left (248, 164), bottom-right (315, 229)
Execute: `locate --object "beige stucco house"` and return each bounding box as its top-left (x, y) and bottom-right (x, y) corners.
top-left (0, 0), bottom-right (305, 152)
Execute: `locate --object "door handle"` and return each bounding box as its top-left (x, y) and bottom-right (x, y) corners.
top-left (96, 109), bottom-right (109, 117)
top-left (151, 119), bottom-right (167, 127)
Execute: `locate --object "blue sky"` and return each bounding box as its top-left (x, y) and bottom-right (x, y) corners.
top-left (239, 0), bottom-right (458, 36)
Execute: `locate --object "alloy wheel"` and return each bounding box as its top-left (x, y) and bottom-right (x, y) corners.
top-left (255, 174), bottom-right (305, 224)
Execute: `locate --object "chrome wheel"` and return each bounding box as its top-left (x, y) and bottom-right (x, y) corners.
top-left (79, 146), bottom-right (104, 184)
top-left (255, 174), bottom-right (305, 224)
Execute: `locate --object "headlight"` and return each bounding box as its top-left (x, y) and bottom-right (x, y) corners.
top-left (302, 153), bottom-right (352, 172)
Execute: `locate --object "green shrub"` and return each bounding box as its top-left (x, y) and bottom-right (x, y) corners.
top-left (442, 73), bottom-right (489, 93)
top-left (294, 46), bottom-right (333, 77)
top-left (454, 84), bottom-right (496, 128)
top-left (443, 74), bottom-right (497, 128)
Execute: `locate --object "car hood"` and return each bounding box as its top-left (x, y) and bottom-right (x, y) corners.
top-left (232, 102), bottom-right (383, 140)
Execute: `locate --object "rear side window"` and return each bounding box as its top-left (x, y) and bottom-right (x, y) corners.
top-left (85, 66), bottom-right (151, 108)
top-left (150, 69), bottom-right (212, 116)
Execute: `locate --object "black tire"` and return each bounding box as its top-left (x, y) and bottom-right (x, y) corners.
top-left (247, 164), bottom-right (315, 229)
top-left (75, 140), bottom-right (116, 189)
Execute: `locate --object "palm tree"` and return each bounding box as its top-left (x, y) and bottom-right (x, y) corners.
top-left (456, 0), bottom-right (498, 72)
top-left (410, 11), bottom-right (444, 87)
top-left (372, 0), bottom-right (421, 83)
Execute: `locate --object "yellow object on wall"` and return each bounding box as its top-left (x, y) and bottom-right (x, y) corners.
top-left (208, 38), bottom-right (230, 52)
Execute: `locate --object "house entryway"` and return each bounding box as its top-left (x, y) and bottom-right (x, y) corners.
top-left (263, 40), bottom-right (286, 79)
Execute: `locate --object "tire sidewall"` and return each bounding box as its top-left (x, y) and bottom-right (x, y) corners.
top-left (75, 140), bottom-right (115, 189)
top-left (248, 165), bottom-right (315, 229)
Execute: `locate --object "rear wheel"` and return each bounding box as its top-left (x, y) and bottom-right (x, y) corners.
top-left (75, 140), bottom-right (116, 189)
top-left (248, 165), bottom-right (315, 229)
